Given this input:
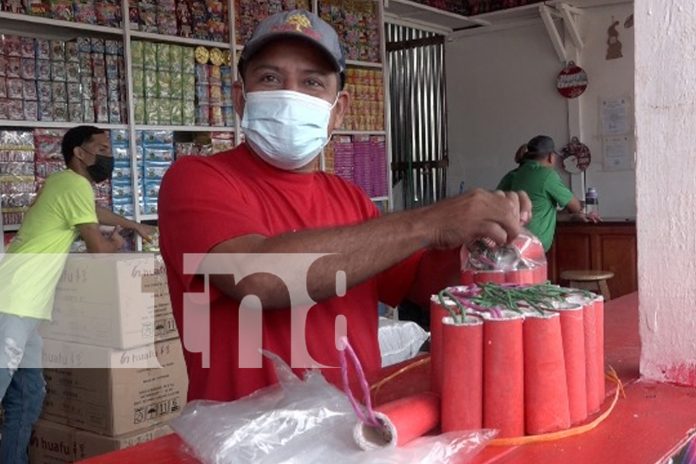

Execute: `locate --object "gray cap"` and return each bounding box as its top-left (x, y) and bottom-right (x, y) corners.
top-left (526, 135), bottom-right (557, 156)
top-left (239, 10), bottom-right (346, 77)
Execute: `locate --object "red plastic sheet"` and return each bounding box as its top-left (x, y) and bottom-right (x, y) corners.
top-left (441, 316), bottom-right (484, 432)
top-left (523, 312), bottom-right (571, 434)
top-left (483, 313), bottom-right (525, 437)
top-left (553, 303), bottom-right (588, 424)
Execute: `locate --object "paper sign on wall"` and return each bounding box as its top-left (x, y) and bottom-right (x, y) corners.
top-left (600, 97), bottom-right (631, 135)
top-left (603, 135), bottom-right (634, 171)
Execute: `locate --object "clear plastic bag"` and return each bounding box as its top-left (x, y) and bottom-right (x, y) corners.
top-left (171, 352), bottom-right (494, 464)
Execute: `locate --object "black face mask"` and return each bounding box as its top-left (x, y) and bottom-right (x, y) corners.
top-left (86, 154), bottom-right (114, 183)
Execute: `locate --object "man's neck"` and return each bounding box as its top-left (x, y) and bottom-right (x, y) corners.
top-left (67, 163), bottom-right (93, 183)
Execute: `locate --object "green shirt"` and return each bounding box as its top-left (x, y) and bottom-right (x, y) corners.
top-left (497, 161), bottom-right (573, 251)
top-left (0, 170), bottom-right (98, 319)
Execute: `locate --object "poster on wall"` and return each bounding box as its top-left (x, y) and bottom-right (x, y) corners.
top-left (600, 96), bottom-right (631, 135)
top-left (603, 135), bottom-right (634, 171)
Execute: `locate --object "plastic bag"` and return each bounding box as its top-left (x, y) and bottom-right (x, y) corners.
top-left (378, 317), bottom-right (428, 367)
top-left (171, 352), bottom-right (494, 464)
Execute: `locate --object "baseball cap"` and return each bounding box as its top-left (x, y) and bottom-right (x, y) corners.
top-left (238, 10), bottom-right (346, 81)
top-left (526, 135), bottom-right (558, 156)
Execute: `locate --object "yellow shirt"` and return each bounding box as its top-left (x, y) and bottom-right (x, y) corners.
top-left (0, 170), bottom-right (98, 319)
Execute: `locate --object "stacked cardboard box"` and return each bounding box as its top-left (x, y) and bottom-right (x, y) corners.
top-left (31, 254), bottom-right (187, 464)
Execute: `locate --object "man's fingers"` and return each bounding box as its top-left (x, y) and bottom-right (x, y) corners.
top-left (517, 191), bottom-right (532, 224)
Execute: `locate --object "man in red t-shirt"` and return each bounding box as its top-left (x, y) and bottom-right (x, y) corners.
top-left (158, 10), bottom-right (531, 402)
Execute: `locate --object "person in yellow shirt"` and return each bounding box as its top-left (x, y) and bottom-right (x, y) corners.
top-left (0, 126), bottom-right (154, 464)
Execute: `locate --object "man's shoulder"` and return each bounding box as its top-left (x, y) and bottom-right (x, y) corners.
top-left (166, 145), bottom-right (249, 178)
top-left (45, 170), bottom-right (91, 194)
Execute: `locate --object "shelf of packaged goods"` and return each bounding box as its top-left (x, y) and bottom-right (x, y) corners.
top-left (134, 125), bottom-right (235, 133)
top-left (129, 30), bottom-right (231, 49)
top-left (370, 196), bottom-right (389, 202)
top-left (0, 11), bottom-right (123, 36)
top-left (346, 59), bottom-right (383, 69)
top-left (0, 120), bottom-right (127, 130)
top-left (383, 0), bottom-right (489, 30)
top-left (140, 214), bottom-right (158, 221)
top-left (2, 224), bottom-right (21, 232)
top-left (333, 130), bottom-right (386, 136)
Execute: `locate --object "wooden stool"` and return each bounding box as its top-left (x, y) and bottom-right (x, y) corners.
top-left (560, 270), bottom-right (615, 301)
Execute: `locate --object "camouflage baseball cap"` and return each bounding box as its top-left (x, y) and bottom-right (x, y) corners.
top-left (239, 9), bottom-right (346, 76)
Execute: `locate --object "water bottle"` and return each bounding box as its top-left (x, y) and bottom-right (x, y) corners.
top-left (585, 187), bottom-right (599, 215)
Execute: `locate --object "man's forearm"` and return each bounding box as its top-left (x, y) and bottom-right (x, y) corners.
top-left (96, 206), bottom-right (138, 228)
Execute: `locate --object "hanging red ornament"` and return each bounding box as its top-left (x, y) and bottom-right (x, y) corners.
top-left (556, 62), bottom-right (588, 99)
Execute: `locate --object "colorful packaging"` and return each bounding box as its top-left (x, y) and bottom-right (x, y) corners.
top-left (156, 71), bottom-right (171, 98)
top-left (133, 96), bottom-right (145, 124)
top-left (20, 58), bottom-right (36, 80)
top-left (143, 42), bottom-right (158, 70)
top-left (131, 41), bottom-right (144, 67)
top-left (132, 67), bottom-right (145, 96)
top-left (182, 100), bottom-right (195, 125)
top-left (23, 79), bottom-right (37, 101)
top-left (145, 97), bottom-right (158, 124)
top-left (81, 99), bottom-right (95, 122)
top-left (170, 99), bottom-right (183, 125)
top-left (6, 57), bottom-right (20, 78)
top-left (53, 101), bottom-right (68, 122)
top-left (68, 102), bottom-right (83, 122)
top-left (51, 60), bottom-right (67, 81)
top-left (157, 98), bottom-right (171, 125)
top-left (66, 62), bottom-right (80, 82)
top-left (7, 78), bottom-right (24, 99)
top-left (20, 37), bottom-right (35, 58)
top-left (73, 0), bottom-right (97, 25)
top-left (65, 41), bottom-right (79, 61)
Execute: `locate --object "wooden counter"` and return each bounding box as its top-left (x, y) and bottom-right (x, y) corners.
top-left (547, 220), bottom-right (637, 298)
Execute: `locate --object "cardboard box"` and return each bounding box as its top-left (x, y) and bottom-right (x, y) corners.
top-left (41, 254), bottom-right (178, 349)
top-left (29, 420), bottom-right (173, 464)
top-left (40, 338), bottom-right (188, 436)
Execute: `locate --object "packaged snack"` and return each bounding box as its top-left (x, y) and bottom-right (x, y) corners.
top-left (209, 84), bottom-right (221, 104)
top-left (95, 1), bottom-right (122, 27)
top-left (105, 40), bottom-right (120, 55)
top-left (37, 81), bottom-right (52, 101)
top-left (38, 100), bottom-right (53, 121)
top-left (111, 180), bottom-right (134, 197)
top-left (73, 0), bottom-right (97, 25)
top-left (143, 180), bottom-right (161, 199)
top-left (195, 63), bottom-right (209, 83)
top-left (170, 74), bottom-right (183, 99)
top-left (51, 60), bottom-right (67, 81)
top-left (0, 77), bottom-right (6, 99)
top-left (51, 0), bottom-right (74, 21)
top-left (53, 101), bottom-right (68, 122)
top-left (221, 85), bottom-right (232, 106)
top-left (128, 4), bottom-right (140, 29)
top-left (23, 79), bottom-right (37, 100)
top-left (92, 53), bottom-right (106, 78)
top-left (78, 52), bottom-right (91, 74)
top-left (182, 100), bottom-right (195, 125)
top-left (145, 97), bottom-right (158, 124)
top-left (210, 104), bottom-right (223, 126)
top-left (195, 104), bottom-right (209, 125)
top-left (220, 66), bottom-right (232, 85)
top-left (2, 0), bottom-right (26, 14)
top-left (35, 60), bottom-right (50, 81)
top-left (155, 43), bottom-right (171, 71)
top-left (20, 37), bottom-right (35, 58)
top-left (141, 129), bottom-right (173, 145)
top-left (67, 82), bottom-right (81, 103)
top-left (23, 100), bottom-right (38, 120)
top-left (50, 40), bottom-right (65, 61)
top-left (112, 165), bottom-right (132, 180)
top-left (176, 0), bottom-right (192, 37)
top-left (143, 42), bottom-right (157, 70)
top-left (20, 58), bottom-right (36, 80)
top-left (6, 57), bottom-right (20, 78)
top-left (0, 99), bottom-right (8, 119)
top-left (109, 101), bottom-right (121, 123)
top-left (105, 55), bottom-right (119, 79)
top-left (182, 47), bottom-right (195, 74)
top-left (182, 74), bottom-right (195, 98)
top-left (93, 79), bottom-right (107, 99)
top-left (170, 45), bottom-right (184, 72)
top-left (36, 39), bottom-right (51, 60)
top-left (4, 36), bottom-right (21, 57)
top-left (68, 102), bottom-right (83, 122)
top-left (107, 78), bottom-right (120, 101)
top-left (95, 97), bottom-right (109, 123)
top-left (144, 71), bottom-right (158, 97)
top-left (223, 105), bottom-right (234, 126)
top-left (131, 41), bottom-right (144, 67)
top-left (143, 162), bottom-right (171, 179)
top-left (7, 99), bottom-right (23, 120)
top-left (65, 41), bottom-right (79, 60)
top-left (80, 76), bottom-right (93, 99)
top-left (133, 96), bottom-right (145, 124)
top-left (110, 129), bottom-right (129, 146)
top-left (139, 3), bottom-right (157, 32)
top-left (144, 147), bottom-right (174, 162)
top-left (132, 67), bottom-right (145, 96)
top-left (209, 64), bottom-right (221, 84)
top-left (7, 78), bottom-right (23, 99)
top-left (76, 37), bottom-right (91, 53)
top-left (81, 99), bottom-right (95, 122)
top-left (170, 99), bottom-right (183, 125)
top-left (156, 70), bottom-right (170, 98)
top-left (195, 84), bottom-right (209, 103)
top-left (66, 61), bottom-right (80, 82)
top-left (90, 38), bottom-right (105, 54)
top-left (157, 98), bottom-right (171, 125)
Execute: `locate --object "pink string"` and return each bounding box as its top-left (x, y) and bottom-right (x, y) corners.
top-left (338, 336), bottom-right (381, 427)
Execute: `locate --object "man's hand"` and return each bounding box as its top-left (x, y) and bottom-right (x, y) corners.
top-left (132, 223), bottom-right (157, 243)
top-left (421, 189), bottom-right (532, 250)
top-left (108, 226), bottom-right (126, 250)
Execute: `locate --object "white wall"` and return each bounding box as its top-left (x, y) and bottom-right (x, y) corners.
top-left (445, 1), bottom-right (636, 218)
top-left (636, 0), bottom-right (696, 386)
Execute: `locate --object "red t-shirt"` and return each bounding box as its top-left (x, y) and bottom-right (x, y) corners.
top-left (158, 144), bottom-right (422, 401)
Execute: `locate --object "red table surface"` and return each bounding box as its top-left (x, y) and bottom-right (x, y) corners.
top-left (80, 293), bottom-right (696, 464)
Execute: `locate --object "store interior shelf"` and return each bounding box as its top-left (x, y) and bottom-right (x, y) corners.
top-left (129, 30), bottom-right (231, 48)
top-left (384, 0), bottom-right (490, 30)
top-left (334, 130), bottom-right (386, 135)
top-left (346, 59), bottom-right (383, 69)
top-left (0, 120), bottom-right (128, 130)
top-left (0, 11), bottom-right (123, 37)
top-left (134, 125), bottom-right (235, 132)
top-left (2, 224), bottom-right (21, 232)
top-left (140, 214), bottom-right (158, 221)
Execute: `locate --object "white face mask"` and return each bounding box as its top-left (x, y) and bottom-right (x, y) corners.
top-left (241, 90), bottom-right (337, 171)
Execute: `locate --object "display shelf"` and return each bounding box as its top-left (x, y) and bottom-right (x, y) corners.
top-left (383, 0), bottom-right (490, 30)
top-left (134, 125), bottom-right (235, 133)
top-left (346, 59), bottom-right (383, 69)
top-left (129, 30), bottom-right (231, 48)
top-left (0, 120), bottom-right (128, 130)
top-left (140, 214), bottom-right (158, 221)
top-left (370, 196), bottom-right (389, 201)
top-left (0, 11), bottom-right (123, 36)
top-left (334, 130), bottom-right (386, 135)
top-left (2, 224), bottom-right (21, 232)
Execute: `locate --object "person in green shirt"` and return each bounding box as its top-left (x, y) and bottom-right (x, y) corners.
top-left (0, 126), bottom-right (154, 464)
top-left (497, 135), bottom-right (598, 251)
